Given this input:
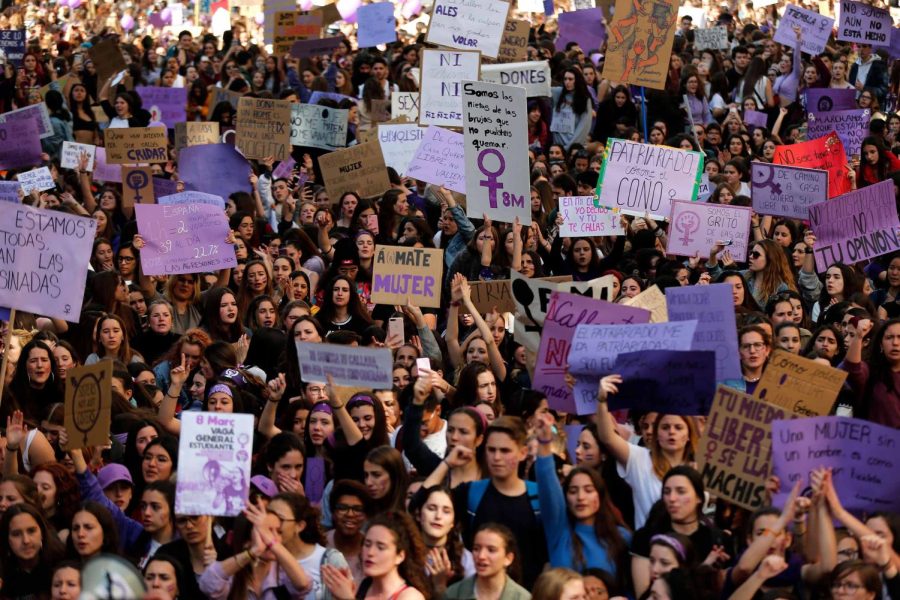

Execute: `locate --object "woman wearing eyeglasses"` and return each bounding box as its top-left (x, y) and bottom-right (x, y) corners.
top-left (725, 325), bottom-right (772, 394)
top-left (158, 513), bottom-right (228, 599)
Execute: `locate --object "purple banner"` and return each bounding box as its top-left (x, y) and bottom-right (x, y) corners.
top-left (290, 37), bottom-right (344, 59)
top-left (557, 8), bottom-right (606, 52)
top-left (804, 88), bottom-right (858, 112)
top-left (158, 191), bottom-right (226, 209)
top-left (609, 350), bottom-right (716, 415)
top-left (807, 108), bottom-right (868, 159)
top-left (135, 203), bottom-right (237, 275)
top-left (135, 86), bottom-right (187, 128)
top-left (308, 91), bottom-right (355, 105)
top-left (153, 177), bottom-right (179, 201)
top-left (178, 144), bottom-right (251, 200)
top-left (0, 30), bottom-right (25, 65)
top-left (890, 27), bottom-right (900, 58)
top-left (666, 284), bottom-right (741, 382)
top-left (356, 2), bottom-right (396, 47)
top-left (0, 120), bottom-right (41, 170)
top-left (744, 109), bottom-right (768, 129)
top-left (751, 162), bottom-right (829, 219)
top-left (772, 416), bottom-right (900, 513)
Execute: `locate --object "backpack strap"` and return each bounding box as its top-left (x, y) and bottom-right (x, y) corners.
top-left (525, 480), bottom-right (541, 519)
top-left (466, 479), bottom-right (491, 525)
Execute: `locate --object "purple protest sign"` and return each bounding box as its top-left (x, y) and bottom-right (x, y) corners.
top-left (135, 86), bottom-right (187, 128)
top-left (272, 157), bottom-right (296, 179)
top-left (666, 284), bottom-right (741, 382)
top-left (93, 147), bottom-right (122, 183)
top-left (135, 203), bottom-right (237, 275)
top-left (891, 27), bottom-right (900, 58)
top-left (804, 88), bottom-right (858, 112)
top-left (565, 424), bottom-right (583, 465)
top-left (808, 179), bottom-right (900, 271)
top-left (751, 162), bottom-right (828, 219)
top-left (308, 91), bottom-right (355, 105)
top-left (0, 119), bottom-right (41, 170)
top-left (667, 200), bottom-right (753, 262)
top-left (0, 30), bottom-right (25, 65)
top-left (152, 177), bottom-right (179, 201)
top-left (179, 143), bottom-right (252, 200)
top-left (608, 350), bottom-right (716, 415)
top-left (356, 2), bottom-right (396, 47)
top-left (305, 457), bottom-right (326, 504)
top-left (743, 109), bottom-right (768, 129)
top-left (0, 181), bottom-right (20, 203)
top-left (557, 8), bottom-right (606, 51)
top-left (405, 126), bottom-right (465, 193)
top-left (290, 37), bottom-right (344, 59)
top-left (534, 292), bottom-right (651, 414)
top-left (0, 203), bottom-right (96, 321)
top-left (0, 103), bottom-right (52, 139)
top-left (774, 4), bottom-right (834, 55)
top-left (772, 417), bottom-right (900, 513)
top-left (159, 191), bottom-right (226, 208)
top-left (807, 108), bottom-right (869, 158)
top-left (568, 319), bottom-right (697, 415)
top-left (838, 0), bottom-right (891, 47)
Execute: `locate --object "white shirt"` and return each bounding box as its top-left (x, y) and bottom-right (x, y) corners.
top-left (616, 444), bottom-right (662, 529)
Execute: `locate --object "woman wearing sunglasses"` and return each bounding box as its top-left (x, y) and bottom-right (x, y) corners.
top-left (707, 239), bottom-right (798, 308)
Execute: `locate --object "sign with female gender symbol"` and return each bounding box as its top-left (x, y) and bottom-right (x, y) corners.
top-left (666, 200), bottom-right (753, 261)
top-left (462, 80), bottom-right (530, 225)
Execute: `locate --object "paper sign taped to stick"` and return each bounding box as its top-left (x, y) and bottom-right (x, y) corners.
top-left (751, 163), bottom-right (828, 219)
top-left (63, 361), bottom-right (112, 451)
top-left (296, 342), bottom-right (393, 389)
top-left (426, 0), bottom-right (509, 58)
top-left (135, 203), bottom-right (237, 275)
top-left (176, 412), bottom-right (254, 516)
top-left (419, 49), bottom-right (481, 127)
top-left (603, 0), bottom-right (679, 89)
top-left (290, 104), bottom-right (348, 150)
top-left (405, 126), bottom-right (466, 193)
top-left (559, 196), bottom-right (623, 237)
top-left (236, 97), bottom-right (291, 160)
top-left (318, 141), bottom-right (390, 200)
top-left (667, 201), bottom-right (753, 262)
top-left (104, 127), bottom-right (168, 164)
top-left (773, 133), bottom-right (850, 198)
top-left (480, 61), bottom-right (551, 97)
top-left (174, 121), bottom-right (220, 149)
top-left (371, 246), bottom-right (443, 308)
top-left (754, 349), bottom-right (847, 416)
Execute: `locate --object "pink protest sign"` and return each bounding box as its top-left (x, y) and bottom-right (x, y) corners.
top-left (667, 200), bottom-right (753, 262)
top-left (135, 204), bottom-right (237, 275)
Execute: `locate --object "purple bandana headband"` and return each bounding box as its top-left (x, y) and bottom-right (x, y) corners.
top-left (651, 534), bottom-right (687, 562)
top-left (311, 401), bottom-right (333, 415)
top-left (208, 383), bottom-right (233, 398)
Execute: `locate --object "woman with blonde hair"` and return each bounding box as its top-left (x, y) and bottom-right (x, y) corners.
top-left (532, 568), bottom-right (586, 600)
top-left (707, 238), bottom-right (797, 307)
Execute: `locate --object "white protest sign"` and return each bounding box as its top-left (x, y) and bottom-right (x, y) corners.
top-left (392, 92), bottom-right (419, 121)
top-left (838, 0), bottom-right (891, 46)
top-left (60, 142), bottom-right (96, 171)
top-left (774, 4), bottom-right (835, 55)
top-left (17, 167), bottom-right (55, 193)
top-left (481, 61), bottom-right (551, 97)
top-left (378, 123), bottom-right (426, 174)
top-left (559, 196), bottom-right (624, 237)
top-left (463, 80), bottom-right (530, 225)
top-left (0, 203), bottom-right (97, 321)
top-left (290, 103), bottom-right (348, 150)
top-left (406, 125), bottom-right (466, 193)
top-left (419, 49), bottom-right (481, 128)
top-left (175, 412), bottom-right (254, 517)
top-left (694, 27), bottom-right (730, 50)
top-left (426, 0), bottom-right (509, 58)
top-left (596, 138), bottom-right (704, 220)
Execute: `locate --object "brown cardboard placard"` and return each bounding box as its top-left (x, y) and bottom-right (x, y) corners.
top-left (371, 245), bottom-right (444, 308)
top-left (235, 96), bottom-right (292, 161)
top-left (621, 284), bottom-right (667, 322)
top-left (273, 11), bottom-right (323, 55)
top-left (121, 166), bottom-right (155, 207)
top-left (88, 38), bottom-right (127, 84)
top-left (602, 0), bottom-right (679, 90)
top-left (63, 361), bottom-right (113, 451)
top-left (317, 141), bottom-right (390, 200)
top-left (103, 127), bottom-right (168, 164)
top-left (495, 19), bottom-right (530, 63)
top-left (754, 349), bottom-right (847, 416)
top-left (470, 275), bottom-right (571, 315)
top-left (174, 121), bottom-right (220, 149)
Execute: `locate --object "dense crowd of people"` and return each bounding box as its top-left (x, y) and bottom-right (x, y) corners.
top-left (0, 0), bottom-right (900, 598)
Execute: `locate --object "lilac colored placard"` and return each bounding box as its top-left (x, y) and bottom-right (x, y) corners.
top-left (890, 27), bottom-right (900, 59)
top-left (743, 109), bottom-right (768, 129)
top-left (0, 181), bottom-right (20, 203)
top-left (405, 126), bottom-right (466, 193)
top-left (308, 91), bottom-right (355, 105)
top-left (290, 37), bottom-right (344, 59)
top-left (135, 86), bottom-right (187, 128)
top-left (357, 2), bottom-right (396, 47)
top-left (273, 157), bottom-right (296, 179)
top-left (534, 292), bottom-right (651, 414)
top-left (158, 191), bottom-right (226, 209)
top-left (152, 177), bottom-right (179, 201)
top-left (93, 147), bottom-right (123, 183)
top-left (666, 284), bottom-right (741, 382)
top-left (544, 0), bottom-right (555, 15)
top-left (557, 8), bottom-right (606, 52)
top-left (565, 424), bottom-right (583, 465)
top-left (0, 307), bottom-right (9, 321)
top-left (0, 120), bottom-right (41, 170)
top-left (305, 457), bottom-right (326, 504)
top-left (609, 350), bottom-right (716, 414)
top-left (804, 88), bottom-right (857, 112)
top-left (179, 144), bottom-right (251, 200)
top-left (751, 162), bottom-right (828, 219)
top-left (667, 201), bottom-right (753, 262)
top-left (774, 4), bottom-right (834, 55)
top-left (838, 0), bottom-right (890, 47)
top-left (0, 103), bottom-right (52, 139)
top-left (772, 417), bottom-right (900, 513)
top-left (296, 342), bottom-right (393, 388)
top-left (568, 320), bottom-right (697, 415)
top-left (808, 179), bottom-right (900, 271)
top-left (0, 30), bottom-right (26, 65)
top-left (807, 108), bottom-right (869, 158)
top-left (135, 203), bottom-right (237, 275)
top-left (0, 203), bottom-right (96, 321)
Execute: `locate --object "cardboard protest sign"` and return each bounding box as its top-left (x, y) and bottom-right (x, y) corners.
top-left (462, 81), bottom-right (530, 225)
top-left (751, 163), bottom-right (829, 219)
top-left (559, 196), bottom-right (623, 237)
top-left (290, 104), bottom-right (348, 151)
top-left (153, 177), bottom-right (179, 201)
top-left (743, 110), bottom-right (768, 130)
top-left (88, 38), bottom-right (127, 83)
top-left (0, 30), bottom-right (25, 65)
top-left (772, 417), bottom-right (900, 513)
top-left (0, 181), bottom-right (20, 203)
top-left (18, 168), bottom-right (55, 194)
top-left (371, 246), bottom-right (443, 308)
top-left (392, 92), bottom-right (420, 121)
top-left (135, 204), bottom-right (237, 275)
top-left (419, 49), bottom-right (481, 128)
top-left (603, 0), bottom-right (678, 88)
top-left (357, 2), bottom-right (397, 47)
top-left (176, 412), bottom-right (254, 516)
top-left (470, 275), bottom-right (570, 315)
top-left (92, 147), bottom-right (122, 183)
top-left (179, 144), bottom-right (252, 200)
top-left (667, 284), bottom-right (741, 382)
top-left (135, 86), bottom-right (187, 127)
top-left (621, 284), bottom-right (668, 322)
top-left (535, 293), bottom-right (652, 413)
top-left (567, 320), bottom-right (696, 414)
top-left (774, 4), bottom-right (835, 54)
top-left (426, 0), bottom-right (509, 58)
top-left (480, 61), bottom-right (551, 97)
top-left (804, 88), bottom-right (857, 112)
top-left (808, 180), bottom-right (900, 271)
top-left (837, 0), bottom-right (890, 46)
top-left (296, 342), bottom-right (393, 389)
top-left (609, 350), bottom-right (716, 414)
top-left (0, 120), bottom-right (41, 170)
top-left (378, 123), bottom-right (425, 174)
top-left (290, 36), bottom-right (344, 59)
top-left (667, 201), bottom-right (753, 262)
top-left (694, 27), bottom-right (730, 50)
top-left (755, 349), bottom-right (847, 416)
top-left (63, 361), bottom-right (112, 451)
top-left (121, 166), bottom-right (154, 207)
top-left (159, 191), bottom-right (226, 208)
top-left (318, 141), bottom-right (390, 200)
top-left (61, 142), bottom-right (96, 171)
top-left (174, 121), bottom-right (220, 149)
top-left (773, 132), bottom-right (850, 198)
top-left (697, 385), bottom-right (792, 511)
top-left (596, 139), bottom-right (704, 219)
top-left (405, 126), bottom-right (466, 193)
top-left (0, 203), bottom-right (96, 320)
top-left (264, 0), bottom-right (296, 44)
top-left (807, 108), bottom-right (869, 158)
top-left (557, 8), bottom-right (606, 52)
top-left (273, 11), bottom-right (323, 55)
top-left (0, 103), bottom-right (53, 139)
top-left (236, 97), bottom-right (291, 160)
top-left (209, 88), bottom-right (242, 112)
top-left (104, 127), bottom-right (168, 164)
top-left (495, 19), bottom-right (530, 63)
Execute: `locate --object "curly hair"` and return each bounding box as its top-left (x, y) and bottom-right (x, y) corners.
top-left (271, 492), bottom-right (326, 546)
top-left (365, 511), bottom-right (430, 595)
top-left (30, 462), bottom-right (81, 525)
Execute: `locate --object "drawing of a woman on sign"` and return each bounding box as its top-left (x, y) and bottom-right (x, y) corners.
top-left (204, 460), bottom-right (248, 515)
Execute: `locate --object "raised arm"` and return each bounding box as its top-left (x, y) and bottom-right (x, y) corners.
top-left (459, 280), bottom-right (507, 382)
top-left (156, 353), bottom-right (188, 436)
top-left (259, 374), bottom-right (286, 439)
top-left (592, 374), bottom-right (631, 466)
top-left (731, 481), bottom-right (801, 587)
top-left (445, 273), bottom-right (465, 370)
top-left (327, 375), bottom-right (363, 447)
